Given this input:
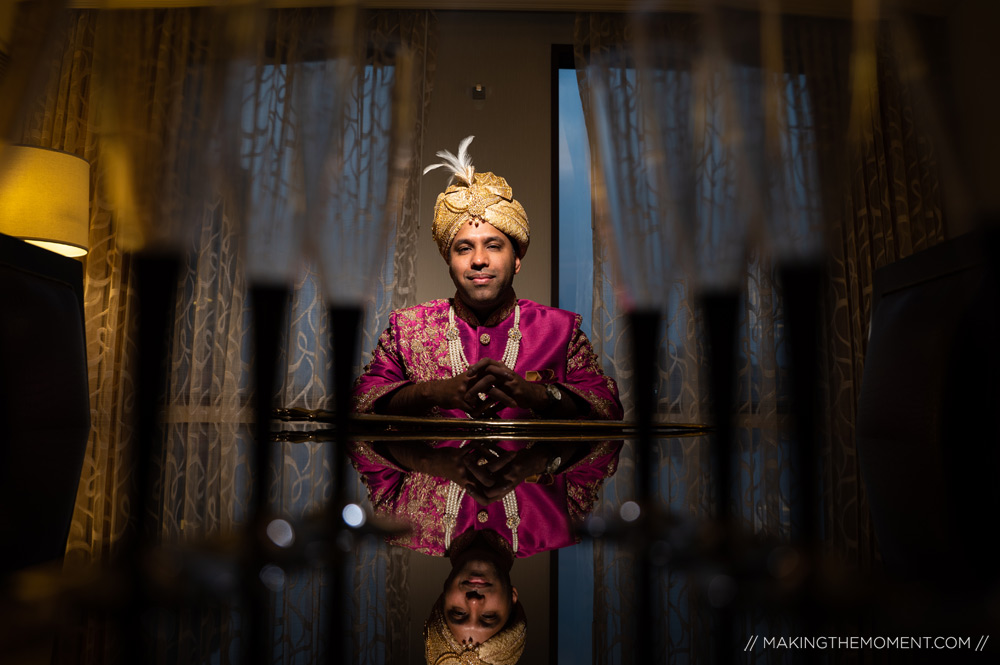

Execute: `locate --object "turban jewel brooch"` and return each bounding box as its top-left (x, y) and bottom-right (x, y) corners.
top-left (424, 136), bottom-right (530, 259)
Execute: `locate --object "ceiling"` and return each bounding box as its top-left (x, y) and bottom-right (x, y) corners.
top-left (65, 1), bottom-right (951, 18)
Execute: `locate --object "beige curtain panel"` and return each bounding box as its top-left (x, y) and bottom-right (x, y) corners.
top-left (573, 10), bottom-right (945, 664)
top-left (15, 7), bottom-right (437, 664)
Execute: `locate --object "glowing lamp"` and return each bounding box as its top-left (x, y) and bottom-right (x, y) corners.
top-left (0, 146), bottom-right (90, 257)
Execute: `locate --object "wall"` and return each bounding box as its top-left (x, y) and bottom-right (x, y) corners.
top-left (0, 3), bottom-right (12, 50)
top-left (415, 11), bottom-right (573, 307)
top-left (947, 0), bottom-right (1000, 234)
top-left (408, 11), bottom-right (574, 665)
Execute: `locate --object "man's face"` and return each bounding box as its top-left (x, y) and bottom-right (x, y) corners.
top-left (442, 556), bottom-right (518, 648)
top-left (447, 219), bottom-right (521, 317)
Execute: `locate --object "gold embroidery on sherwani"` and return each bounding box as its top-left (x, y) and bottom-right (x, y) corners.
top-left (347, 442), bottom-right (404, 472)
top-left (561, 315), bottom-right (620, 419)
top-left (387, 471), bottom-right (450, 556)
top-left (349, 441), bottom-right (452, 557)
top-left (395, 301), bottom-right (451, 383)
top-left (353, 300), bottom-right (457, 415)
top-left (564, 440), bottom-right (619, 524)
top-left (348, 442), bottom-right (406, 508)
top-left (565, 440), bottom-right (618, 473)
top-left (353, 324), bottom-right (412, 412)
top-left (566, 482), bottom-right (597, 525)
top-left (351, 380), bottom-right (408, 414)
top-left (561, 385), bottom-right (617, 420)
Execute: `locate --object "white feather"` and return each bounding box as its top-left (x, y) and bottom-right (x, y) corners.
top-left (422, 135), bottom-right (476, 185)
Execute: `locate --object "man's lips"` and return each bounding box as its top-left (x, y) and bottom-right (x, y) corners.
top-left (468, 273), bottom-right (494, 285)
top-left (463, 577), bottom-right (492, 587)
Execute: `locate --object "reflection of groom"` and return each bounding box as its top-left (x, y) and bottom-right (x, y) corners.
top-left (348, 439), bottom-right (621, 557)
top-left (424, 531), bottom-right (526, 664)
top-left (348, 437), bottom-right (620, 662)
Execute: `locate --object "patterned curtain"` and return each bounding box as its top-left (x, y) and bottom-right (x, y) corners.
top-left (573, 10), bottom-right (944, 664)
top-left (16, 7), bottom-right (437, 664)
top-left (810, 16), bottom-right (947, 572)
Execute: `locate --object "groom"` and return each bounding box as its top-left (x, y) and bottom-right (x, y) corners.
top-left (351, 135), bottom-right (623, 423)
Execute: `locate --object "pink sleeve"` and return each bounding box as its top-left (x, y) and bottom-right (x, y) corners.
top-left (347, 441), bottom-right (451, 557)
top-left (346, 442), bottom-right (407, 513)
top-left (559, 316), bottom-right (624, 420)
top-left (563, 440), bottom-right (624, 524)
top-left (351, 315), bottom-right (411, 414)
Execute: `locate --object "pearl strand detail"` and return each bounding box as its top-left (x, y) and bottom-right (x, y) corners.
top-left (441, 304), bottom-right (523, 552)
top-left (446, 304), bottom-right (521, 377)
top-left (502, 492), bottom-right (520, 553)
top-left (443, 482), bottom-right (521, 555)
top-left (444, 481), bottom-right (463, 551)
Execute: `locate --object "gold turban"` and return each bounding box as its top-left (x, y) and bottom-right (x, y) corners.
top-left (424, 136), bottom-right (529, 259)
top-left (424, 597), bottom-right (527, 665)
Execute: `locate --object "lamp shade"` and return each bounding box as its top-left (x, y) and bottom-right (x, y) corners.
top-left (0, 146), bottom-right (90, 257)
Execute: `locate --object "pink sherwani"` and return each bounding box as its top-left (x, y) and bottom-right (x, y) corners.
top-left (348, 440), bottom-right (623, 557)
top-left (349, 295), bottom-right (624, 556)
top-left (351, 295), bottom-right (623, 419)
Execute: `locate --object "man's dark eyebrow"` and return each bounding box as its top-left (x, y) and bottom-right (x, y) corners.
top-left (445, 608), bottom-right (498, 627)
top-left (446, 609), bottom-right (468, 625)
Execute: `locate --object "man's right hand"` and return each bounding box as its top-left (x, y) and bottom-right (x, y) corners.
top-left (421, 446), bottom-right (488, 495)
top-left (380, 358), bottom-right (508, 417)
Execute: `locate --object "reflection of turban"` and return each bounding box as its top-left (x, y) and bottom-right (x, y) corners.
top-left (424, 596), bottom-right (526, 665)
top-left (424, 136), bottom-right (530, 259)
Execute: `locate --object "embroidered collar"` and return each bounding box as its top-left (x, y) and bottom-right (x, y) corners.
top-left (452, 290), bottom-right (518, 328)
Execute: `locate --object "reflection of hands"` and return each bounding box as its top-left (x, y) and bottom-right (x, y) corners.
top-left (462, 443), bottom-right (549, 506)
top-left (381, 440), bottom-right (573, 507)
top-left (377, 442), bottom-right (514, 503)
top-left (420, 445), bottom-right (509, 505)
top-left (423, 445), bottom-right (482, 490)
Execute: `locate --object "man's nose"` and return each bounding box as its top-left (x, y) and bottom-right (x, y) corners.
top-left (465, 590), bottom-right (485, 602)
top-left (471, 247), bottom-right (489, 267)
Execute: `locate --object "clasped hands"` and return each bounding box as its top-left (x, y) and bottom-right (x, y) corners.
top-left (429, 443), bottom-right (549, 506)
top-left (425, 358), bottom-right (548, 418)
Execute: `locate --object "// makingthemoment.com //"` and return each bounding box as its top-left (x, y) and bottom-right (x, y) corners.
top-left (744, 635), bottom-right (990, 652)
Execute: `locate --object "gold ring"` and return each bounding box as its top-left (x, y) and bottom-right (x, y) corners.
top-left (477, 457), bottom-right (489, 467)
top-left (478, 392), bottom-right (489, 401)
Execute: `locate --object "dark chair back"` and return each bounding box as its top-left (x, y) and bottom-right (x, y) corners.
top-left (856, 229), bottom-right (1000, 586)
top-left (0, 232), bottom-right (90, 573)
